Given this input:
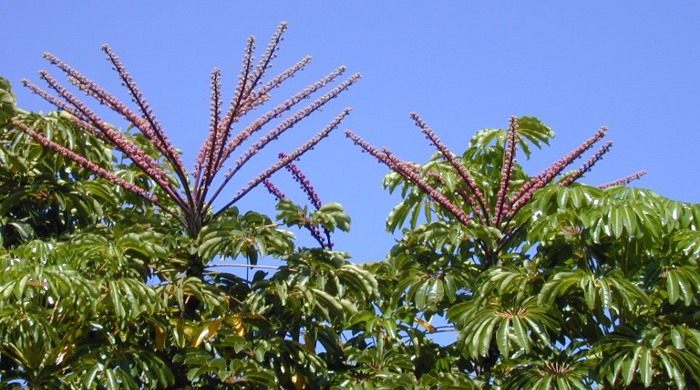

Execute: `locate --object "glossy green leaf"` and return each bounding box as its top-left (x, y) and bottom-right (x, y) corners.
top-left (496, 318), bottom-right (511, 356)
top-left (671, 327), bottom-right (685, 349)
top-left (639, 349), bottom-right (653, 387)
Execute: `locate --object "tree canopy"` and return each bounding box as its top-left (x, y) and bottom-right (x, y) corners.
top-left (1, 26), bottom-right (699, 389)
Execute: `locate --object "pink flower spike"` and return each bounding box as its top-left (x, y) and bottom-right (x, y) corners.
top-left (218, 108), bottom-right (350, 214)
top-left (509, 126), bottom-right (608, 213)
top-left (493, 116), bottom-right (519, 226)
top-left (559, 141), bottom-right (613, 187)
top-left (410, 112), bottom-right (488, 218)
top-left (599, 170), bottom-right (647, 189)
top-left (280, 154), bottom-right (323, 210)
top-left (12, 118), bottom-right (182, 222)
top-left (263, 179), bottom-right (287, 201)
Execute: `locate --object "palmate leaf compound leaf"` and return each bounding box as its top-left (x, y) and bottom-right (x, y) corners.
top-left (314, 202), bottom-right (351, 232)
top-left (198, 207), bottom-right (295, 264)
top-left (663, 266), bottom-right (700, 306)
top-left (503, 342), bottom-right (593, 390)
top-left (448, 296), bottom-right (559, 359)
top-left (538, 268), bottom-right (649, 311)
top-left (467, 116), bottom-right (554, 159)
top-left (594, 324), bottom-right (700, 389)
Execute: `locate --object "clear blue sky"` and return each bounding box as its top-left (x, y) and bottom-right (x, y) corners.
top-left (3, 2), bottom-right (699, 263)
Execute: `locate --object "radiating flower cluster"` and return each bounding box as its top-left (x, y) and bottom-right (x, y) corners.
top-left (347, 114), bottom-right (645, 249)
top-left (13, 23), bottom-right (360, 238)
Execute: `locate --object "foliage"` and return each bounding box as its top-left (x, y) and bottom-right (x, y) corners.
top-left (2, 27), bottom-right (700, 389)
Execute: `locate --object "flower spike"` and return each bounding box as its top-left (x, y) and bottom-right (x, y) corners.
top-left (599, 170), bottom-right (647, 189)
top-left (508, 126), bottom-right (608, 216)
top-left (493, 116), bottom-right (519, 225)
top-left (559, 141), bottom-right (613, 187)
top-left (410, 113), bottom-right (488, 217)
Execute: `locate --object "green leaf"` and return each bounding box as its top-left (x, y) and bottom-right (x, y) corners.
top-left (443, 274), bottom-right (457, 302)
top-left (475, 317), bottom-right (499, 358)
top-left (105, 369), bottom-right (119, 390)
top-left (523, 316), bottom-right (551, 345)
top-left (386, 193), bottom-right (421, 232)
top-left (622, 346), bottom-right (642, 386)
top-left (13, 274), bottom-right (30, 300)
top-left (426, 279), bottom-right (444, 309)
top-left (676, 272), bottom-right (694, 305)
top-left (383, 318), bottom-right (398, 339)
top-left (414, 280), bottom-right (430, 309)
top-left (512, 316), bottom-right (530, 353)
top-left (639, 348), bottom-right (653, 387)
top-left (315, 202), bottom-right (351, 232)
top-left (611, 208), bottom-right (624, 238)
top-left (468, 128), bottom-right (503, 150)
top-left (583, 277), bottom-right (596, 310)
top-left (496, 318), bottom-right (511, 356)
top-left (671, 327), bottom-right (685, 349)
top-left (667, 270), bottom-right (679, 304)
top-left (516, 116), bottom-right (555, 157)
top-left (621, 205), bottom-right (637, 235)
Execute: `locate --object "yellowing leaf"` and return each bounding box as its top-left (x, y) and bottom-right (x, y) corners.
top-left (231, 314), bottom-right (246, 337)
top-left (155, 325), bottom-right (166, 351)
top-left (291, 372), bottom-right (306, 390)
top-left (208, 317), bottom-right (223, 341)
top-left (414, 317), bottom-right (437, 333)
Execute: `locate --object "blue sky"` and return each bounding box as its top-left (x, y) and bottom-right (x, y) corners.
top-left (3, 2), bottom-right (700, 263)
